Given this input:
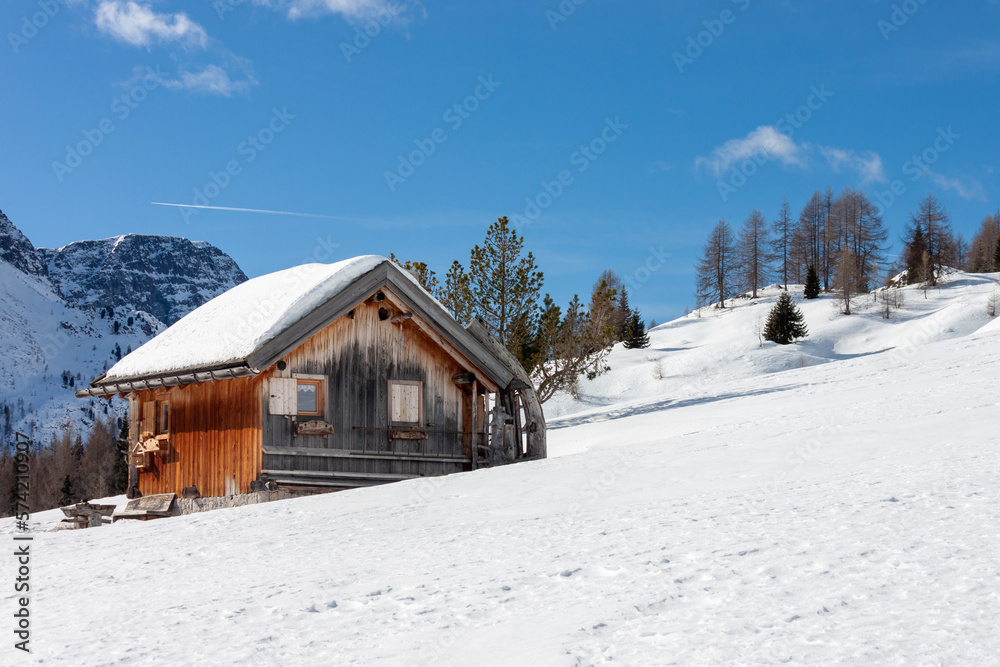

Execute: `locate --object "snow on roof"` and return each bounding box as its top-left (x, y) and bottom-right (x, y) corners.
top-left (103, 255), bottom-right (387, 381)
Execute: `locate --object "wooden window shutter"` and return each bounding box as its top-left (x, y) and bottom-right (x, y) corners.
top-left (389, 381), bottom-right (421, 424)
top-left (268, 377), bottom-right (297, 415)
top-left (141, 400), bottom-right (155, 435)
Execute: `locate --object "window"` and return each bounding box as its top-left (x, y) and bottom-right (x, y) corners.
top-left (296, 378), bottom-right (324, 417)
top-left (140, 398), bottom-right (169, 437)
top-left (157, 401), bottom-right (169, 435)
top-left (389, 380), bottom-right (422, 425)
top-left (268, 375), bottom-right (327, 417)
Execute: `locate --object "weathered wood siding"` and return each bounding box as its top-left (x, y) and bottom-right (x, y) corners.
top-left (131, 376), bottom-right (263, 497)
top-left (262, 300), bottom-right (473, 478)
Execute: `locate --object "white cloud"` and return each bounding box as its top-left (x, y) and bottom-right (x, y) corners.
top-left (819, 147), bottom-right (888, 184)
top-left (162, 64), bottom-right (254, 97)
top-left (94, 1), bottom-right (207, 48)
top-left (254, 0), bottom-right (405, 20)
top-left (927, 171), bottom-right (987, 200)
top-left (696, 126), bottom-right (805, 177)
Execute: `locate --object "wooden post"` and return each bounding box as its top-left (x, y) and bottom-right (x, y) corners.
top-left (483, 391), bottom-right (490, 463)
top-left (513, 392), bottom-right (523, 459)
top-left (470, 379), bottom-right (478, 471)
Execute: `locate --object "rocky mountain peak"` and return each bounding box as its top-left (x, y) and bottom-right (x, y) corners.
top-left (0, 209), bottom-right (48, 278)
top-left (38, 233), bottom-right (249, 326)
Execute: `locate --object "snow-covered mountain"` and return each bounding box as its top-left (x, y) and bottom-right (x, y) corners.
top-left (4, 271), bottom-right (998, 664)
top-left (38, 233), bottom-right (247, 326)
top-left (0, 209), bottom-right (247, 445)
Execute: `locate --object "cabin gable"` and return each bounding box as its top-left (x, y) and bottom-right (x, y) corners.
top-left (260, 293), bottom-right (489, 488)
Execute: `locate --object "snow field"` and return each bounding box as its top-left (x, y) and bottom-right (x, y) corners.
top-left (2, 271), bottom-right (998, 665)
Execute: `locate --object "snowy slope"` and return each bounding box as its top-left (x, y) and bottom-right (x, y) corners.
top-left (546, 270), bottom-right (1000, 424)
top-left (3, 273), bottom-right (998, 665)
top-left (0, 260), bottom-right (154, 441)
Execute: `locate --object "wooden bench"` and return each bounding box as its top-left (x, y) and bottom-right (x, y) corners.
top-left (57, 502), bottom-right (116, 530)
top-left (113, 493), bottom-right (178, 522)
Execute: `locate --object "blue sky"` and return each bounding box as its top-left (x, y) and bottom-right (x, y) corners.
top-left (2, 0), bottom-right (999, 322)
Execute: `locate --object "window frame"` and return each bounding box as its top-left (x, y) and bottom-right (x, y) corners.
top-left (388, 380), bottom-right (423, 427)
top-left (294, 375), bottom-right (326, 418)
top-left (156, 399), bottom-right (170, 438)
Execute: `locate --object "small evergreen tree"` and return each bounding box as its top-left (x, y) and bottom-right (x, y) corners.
top-left (804, 265), bottom-right (821, 299)
top-left (904, 224), bottom-right (928, 284)
top-left (764, 292), bottom-right (808, 345)
top-left (616, 288), bottom-right (631, 340)
top-left (58, 474), bottom-right (75, 507)
top-left (622, 310), bottom-right (650, 349)
top-left (110, 418), bottom-right (131, 495)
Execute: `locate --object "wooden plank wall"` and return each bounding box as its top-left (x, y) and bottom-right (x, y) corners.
top-left (131, 376), bottom-right (263, 497)
top-left (262, 299), bottom-right (473, 478)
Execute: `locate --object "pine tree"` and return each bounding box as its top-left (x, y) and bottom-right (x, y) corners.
top-left (587, 278), bottom-right (619, 350)
top-left (439, 260), bottom-right (473, 325)
top-left (622, 310), bottom-right (650, 349)
top-left (908, 193), bottom-right (951, 285)
top-left (736, 209), bottom-right (771, 298)
top-left (616, 288), bottom-right (631, 340)
top-left (994, 235), bottom-right (1000, 272)
top-left (764, 292), bottom-right (808, 345)
top-left (388, 254), bottom-right (439, 293)
top-left (467, 217), bottom-right (543, 356)
top-left (804, 265), bottom-right (821, 299)
top-left (903, 223), bottom-right (928, 285)
top-left (695, 219), bottom-right (737, 308)
top-left (58, 474), bottom-right (75, 507)
top-left (771, 197), bottom-right (794, 290)
top-left (110, 418), bottom-right (131, 495)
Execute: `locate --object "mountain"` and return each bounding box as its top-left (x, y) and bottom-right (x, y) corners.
top-left (5, 270), bottom-right (999, 665)
top-left (38, 234), bottom-right (247, 326)
top-left (0, 210), bottom-right (247, 445)
top-left (0, 209), bottom-right (47, 277)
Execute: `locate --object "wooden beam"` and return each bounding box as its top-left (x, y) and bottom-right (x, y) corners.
top-left (262, 469), bottom-right (438, 481)
top-left (452, 372), bottom-right (476, 385)
top-left (470, 378), bottom-right (478, 471)
top-left (262, 446), bottom-right (469, 464)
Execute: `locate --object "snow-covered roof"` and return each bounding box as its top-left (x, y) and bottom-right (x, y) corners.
top-left (102, 256), bottom-right (386, 382)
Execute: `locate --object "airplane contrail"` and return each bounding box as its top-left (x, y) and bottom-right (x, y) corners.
top-left (151, 202), bottom-right (352, 220)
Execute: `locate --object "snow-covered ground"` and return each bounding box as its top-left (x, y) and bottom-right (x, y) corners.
top-left (3, 272), bottom-right (999, 665)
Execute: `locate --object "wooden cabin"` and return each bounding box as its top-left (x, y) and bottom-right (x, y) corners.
top-left (77, 256), bottom-right (545, 497)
